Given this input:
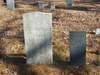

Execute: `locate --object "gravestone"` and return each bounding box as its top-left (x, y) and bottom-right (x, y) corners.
top-left (66, 0), bottom-right (73, 8)
top-left (23, 12), bottom-right (53, 64)
top-left (69, 31), bottom-right (86, 66)
top-left (38, 1), bottom-right (48, 9)
top-left (6, 0), bottom-right (15, 10)
top-left (50, 2), bottom-right (55, 11)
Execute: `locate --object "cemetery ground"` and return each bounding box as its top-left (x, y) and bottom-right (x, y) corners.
top-left (0, 0), bottom-right (100, 75)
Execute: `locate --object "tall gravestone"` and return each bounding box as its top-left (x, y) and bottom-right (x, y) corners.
top-left (23, 12), bottom-right (53, 64)
top-left (6, 0), bottom-right (15, 10)
top-left (66, 0), bottom-right (73, 8)
top-left (96, 28), bottom-right (100, 35)
top-left (69, 31), bottom-right (86, 66)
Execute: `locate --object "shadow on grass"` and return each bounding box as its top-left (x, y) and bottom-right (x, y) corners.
top-left (74, 0), bottom-right (100, 4)
top-left (0, 53), bottom-right (94, 75)
top-left (52, 53), bottom-right (91, 75)
top-left (15, 64), bottom-right (38, 75)
top-left (56, 5), bottom-right (100, 12)
top-left (0, 54), bottom-right (38, 75)
top-left (0, 54), bottom-right (26, 64)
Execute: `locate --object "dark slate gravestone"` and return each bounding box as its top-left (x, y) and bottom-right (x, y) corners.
top-left (66, 0), bottom-right (73, 8)
top-left (23, 12), bottom-right (53, 64)
top-left (69, 31), bottom-right (86, 66)
top-left (6, 0), bottom-right (15, 10)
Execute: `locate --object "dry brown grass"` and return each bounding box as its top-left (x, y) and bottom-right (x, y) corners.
top-left (0, 0), bottom-right (100, 75)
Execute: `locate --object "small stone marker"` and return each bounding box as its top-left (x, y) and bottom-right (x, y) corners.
top-left (69, 31), bottom-right (86, 66)
top-left (6, 0), bottom-right (15, 10)
top-left (23, 12), bottom-right (53, 64)
top-left (66, 0), bottom-right (73, 8)
top-left (50, 2), bottom-right (55, 11)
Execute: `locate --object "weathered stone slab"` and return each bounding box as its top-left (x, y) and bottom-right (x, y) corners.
top-left (23, 12), bottom-right (52, 64)
top-left (6, 0), bottom-right (15, 10)
top-left (69, 31), bottom-right (86, 66)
